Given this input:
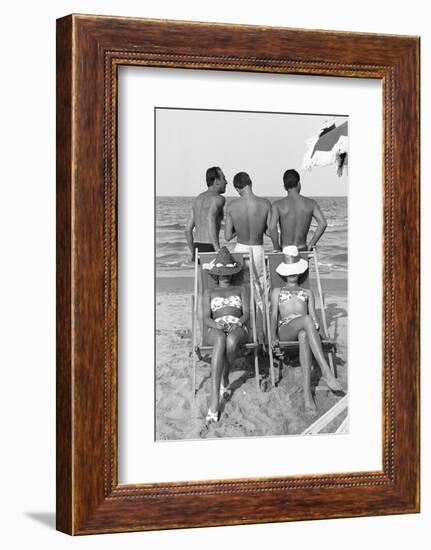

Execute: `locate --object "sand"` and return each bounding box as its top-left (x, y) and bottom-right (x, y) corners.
top-left (155, 274), bottom-right (348, 441)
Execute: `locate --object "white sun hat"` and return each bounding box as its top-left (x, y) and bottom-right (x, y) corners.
top-left (276, 245), bottom-right (309, 276)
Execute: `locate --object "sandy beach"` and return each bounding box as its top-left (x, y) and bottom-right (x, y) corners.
top-left (155, 273), bottom-right (348, 441)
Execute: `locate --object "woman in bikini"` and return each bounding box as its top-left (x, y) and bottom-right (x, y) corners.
top-left (202, 247), bottom-right (249, 423)
top-left (270, 246), bottom-right (342, 412)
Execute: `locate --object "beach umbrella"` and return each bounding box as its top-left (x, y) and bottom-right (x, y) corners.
top-left (301, 119), bottom-right (348, 176)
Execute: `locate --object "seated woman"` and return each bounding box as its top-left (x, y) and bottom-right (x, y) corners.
top-left (270, 246), bottom-right (342, 412)
top-left (202, 247), bottom-right (249, 423)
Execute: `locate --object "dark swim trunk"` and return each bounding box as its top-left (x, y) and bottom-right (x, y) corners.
top-left (193, 242), bottom-right (215, 261)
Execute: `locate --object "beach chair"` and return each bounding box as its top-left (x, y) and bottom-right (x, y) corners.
top-left (191, 251), bottom-right (261, 398)
top-left (264, 248), bottom-right (337, 387)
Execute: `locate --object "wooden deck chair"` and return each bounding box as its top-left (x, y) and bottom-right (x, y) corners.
top-left (301, 395), bottom-right (348, 435)
top-left (191, 251), bottom-right (261, 398)
top-left (264, 248), bottom-right (337, 386)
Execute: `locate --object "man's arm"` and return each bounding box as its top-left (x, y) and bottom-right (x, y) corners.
top-left (208, 196), bottom-right (225, 251)
top-left (224, 203), bottom-right (236, 242)
top-left (269, 203), bottom-right (281, 251)
top-left (308, 200), bottom-right (327, 249)
top-left (264, 200), bottom-right (272, 236)
top-left (185, 206), bottom-right (195, 259)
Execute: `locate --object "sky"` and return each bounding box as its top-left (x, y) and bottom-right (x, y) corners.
top-left (155, 108), bottom-right (348, 197)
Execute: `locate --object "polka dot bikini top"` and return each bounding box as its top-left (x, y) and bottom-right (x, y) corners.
top-left (278, 287), bottom-right (308, 304)
top-left (211, 295), bottom-right (242, 312)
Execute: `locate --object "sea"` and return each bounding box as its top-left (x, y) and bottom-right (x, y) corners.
top-left (156, 196), bottom-right (347, 276)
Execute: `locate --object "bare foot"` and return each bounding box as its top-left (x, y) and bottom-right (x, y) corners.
top-left (219, 382), bottom-right (231, 400)
top-left (322, 375), bottom-right (343, 393)
top-left (205, 408), bottom-right (219, 424)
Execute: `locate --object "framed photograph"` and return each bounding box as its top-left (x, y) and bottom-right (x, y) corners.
top-left (56, 15), bottom-right (420, 534)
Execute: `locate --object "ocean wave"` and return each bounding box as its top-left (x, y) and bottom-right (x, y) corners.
top-left (156, 222), bottom-right (185, 230)
top-left (330, 253), bottom-right (348, 263)
top-left (156, 260), bottom-right (191, 269)
top-left (157, 241), bottom-right (189, 250)
top-left (156, 252), bottom-right (185, 261)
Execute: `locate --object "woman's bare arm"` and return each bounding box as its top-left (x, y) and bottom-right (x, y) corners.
top-left (202, 289), bottom-right (219, 329)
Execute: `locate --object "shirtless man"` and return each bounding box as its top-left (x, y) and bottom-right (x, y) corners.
top-left (269, 169), bottom-right (327, 252)
top-left (224, 171), bottom-right (271, 263)
top-left (185, 166), bottom-right (227, 260)
top-left (225, 172), bottom-right (271, 341)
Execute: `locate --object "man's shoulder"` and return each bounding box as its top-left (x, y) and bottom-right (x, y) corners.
top-left (196, 191), bottom-right (225, 206)
top-left (272, 197), bottom-right (288, 211)
top-left (226, 197), bottom-right (240, 210)
top-left (257, 196), bottom-right (272, 209)
top-left (301, 195), bottom-right (316, 205)
top-left (194, 191), bottom-right (207, 203)
top-left (214, 194), bottom-right (226, 207)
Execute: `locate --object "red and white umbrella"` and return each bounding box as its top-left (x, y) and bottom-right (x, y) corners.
top-left (301, 119), bottom-right (348, 176)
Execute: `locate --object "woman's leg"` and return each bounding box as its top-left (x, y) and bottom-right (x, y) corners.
top-left (297, 330), bottom-right (316, 411)
top-left (224, 327), bottom-right (248, 387)
top-left (206, 328), bottom-right (227, 411)
top-left (280, 316), bottom-right (342, 391)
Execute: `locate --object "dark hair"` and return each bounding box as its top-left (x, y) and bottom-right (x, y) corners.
top-left (233, 172), bottom-right (252, 189)
top-left (206, 166), bottom-right (221, 187)
top-left (283, 169), bottom-right (300, 190)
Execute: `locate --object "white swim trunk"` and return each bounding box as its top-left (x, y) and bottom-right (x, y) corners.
top-left (234, 243), bottom-right (264, 280)
top-left (234, 243), bottom-right (266, 343)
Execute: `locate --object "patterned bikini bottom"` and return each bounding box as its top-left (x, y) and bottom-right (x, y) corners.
top-left (213, 315), bottom-right (247, 335)
top-left (278, 314), bottom-right (319, 331)
top-left (278, 313), bottom-right (303, 328)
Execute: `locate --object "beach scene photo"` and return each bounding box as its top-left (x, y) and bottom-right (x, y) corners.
top-left (155, 107), bottom-right (348, 441)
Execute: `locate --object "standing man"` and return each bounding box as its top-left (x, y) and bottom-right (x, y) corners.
top-left (185, 166), bottom-right (227, 260)
top-left (225, 172), bottom-right (271, 341)
top-left (269, 169), bottom-right (327, 252)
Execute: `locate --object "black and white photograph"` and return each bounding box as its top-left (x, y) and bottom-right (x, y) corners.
top-left (155, 107), bottom-right (348, 440)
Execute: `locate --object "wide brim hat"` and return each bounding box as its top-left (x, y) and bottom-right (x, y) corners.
top-left (202, 246), bottom-right (242, 276)
top-left (276, 245), bottom-right (309, 276)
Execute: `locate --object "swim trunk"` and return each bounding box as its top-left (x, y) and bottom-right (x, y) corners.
top-left (234, 242), bottom-right (265, 343)
top-left (234, 243), bottom-right (264, 279)
top-left (193, 242), bottom-right (215, 262)
top-left (212, 315), bottom-right (247, 335)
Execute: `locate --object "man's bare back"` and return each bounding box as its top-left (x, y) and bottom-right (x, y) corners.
top-left (185, 167), bottom-right (227, 256)
top-left (274, 195), bottom-right (317, 249)
top-left (192, 190), bottom-right (225, 243)
top-left (225, 194), bottom-right (271, 245)
top-left (270, 192), bottom-right (327, 251)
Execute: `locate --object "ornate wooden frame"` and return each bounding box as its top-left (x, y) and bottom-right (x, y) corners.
top-left (56, 14), bottom-right (420, 534)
